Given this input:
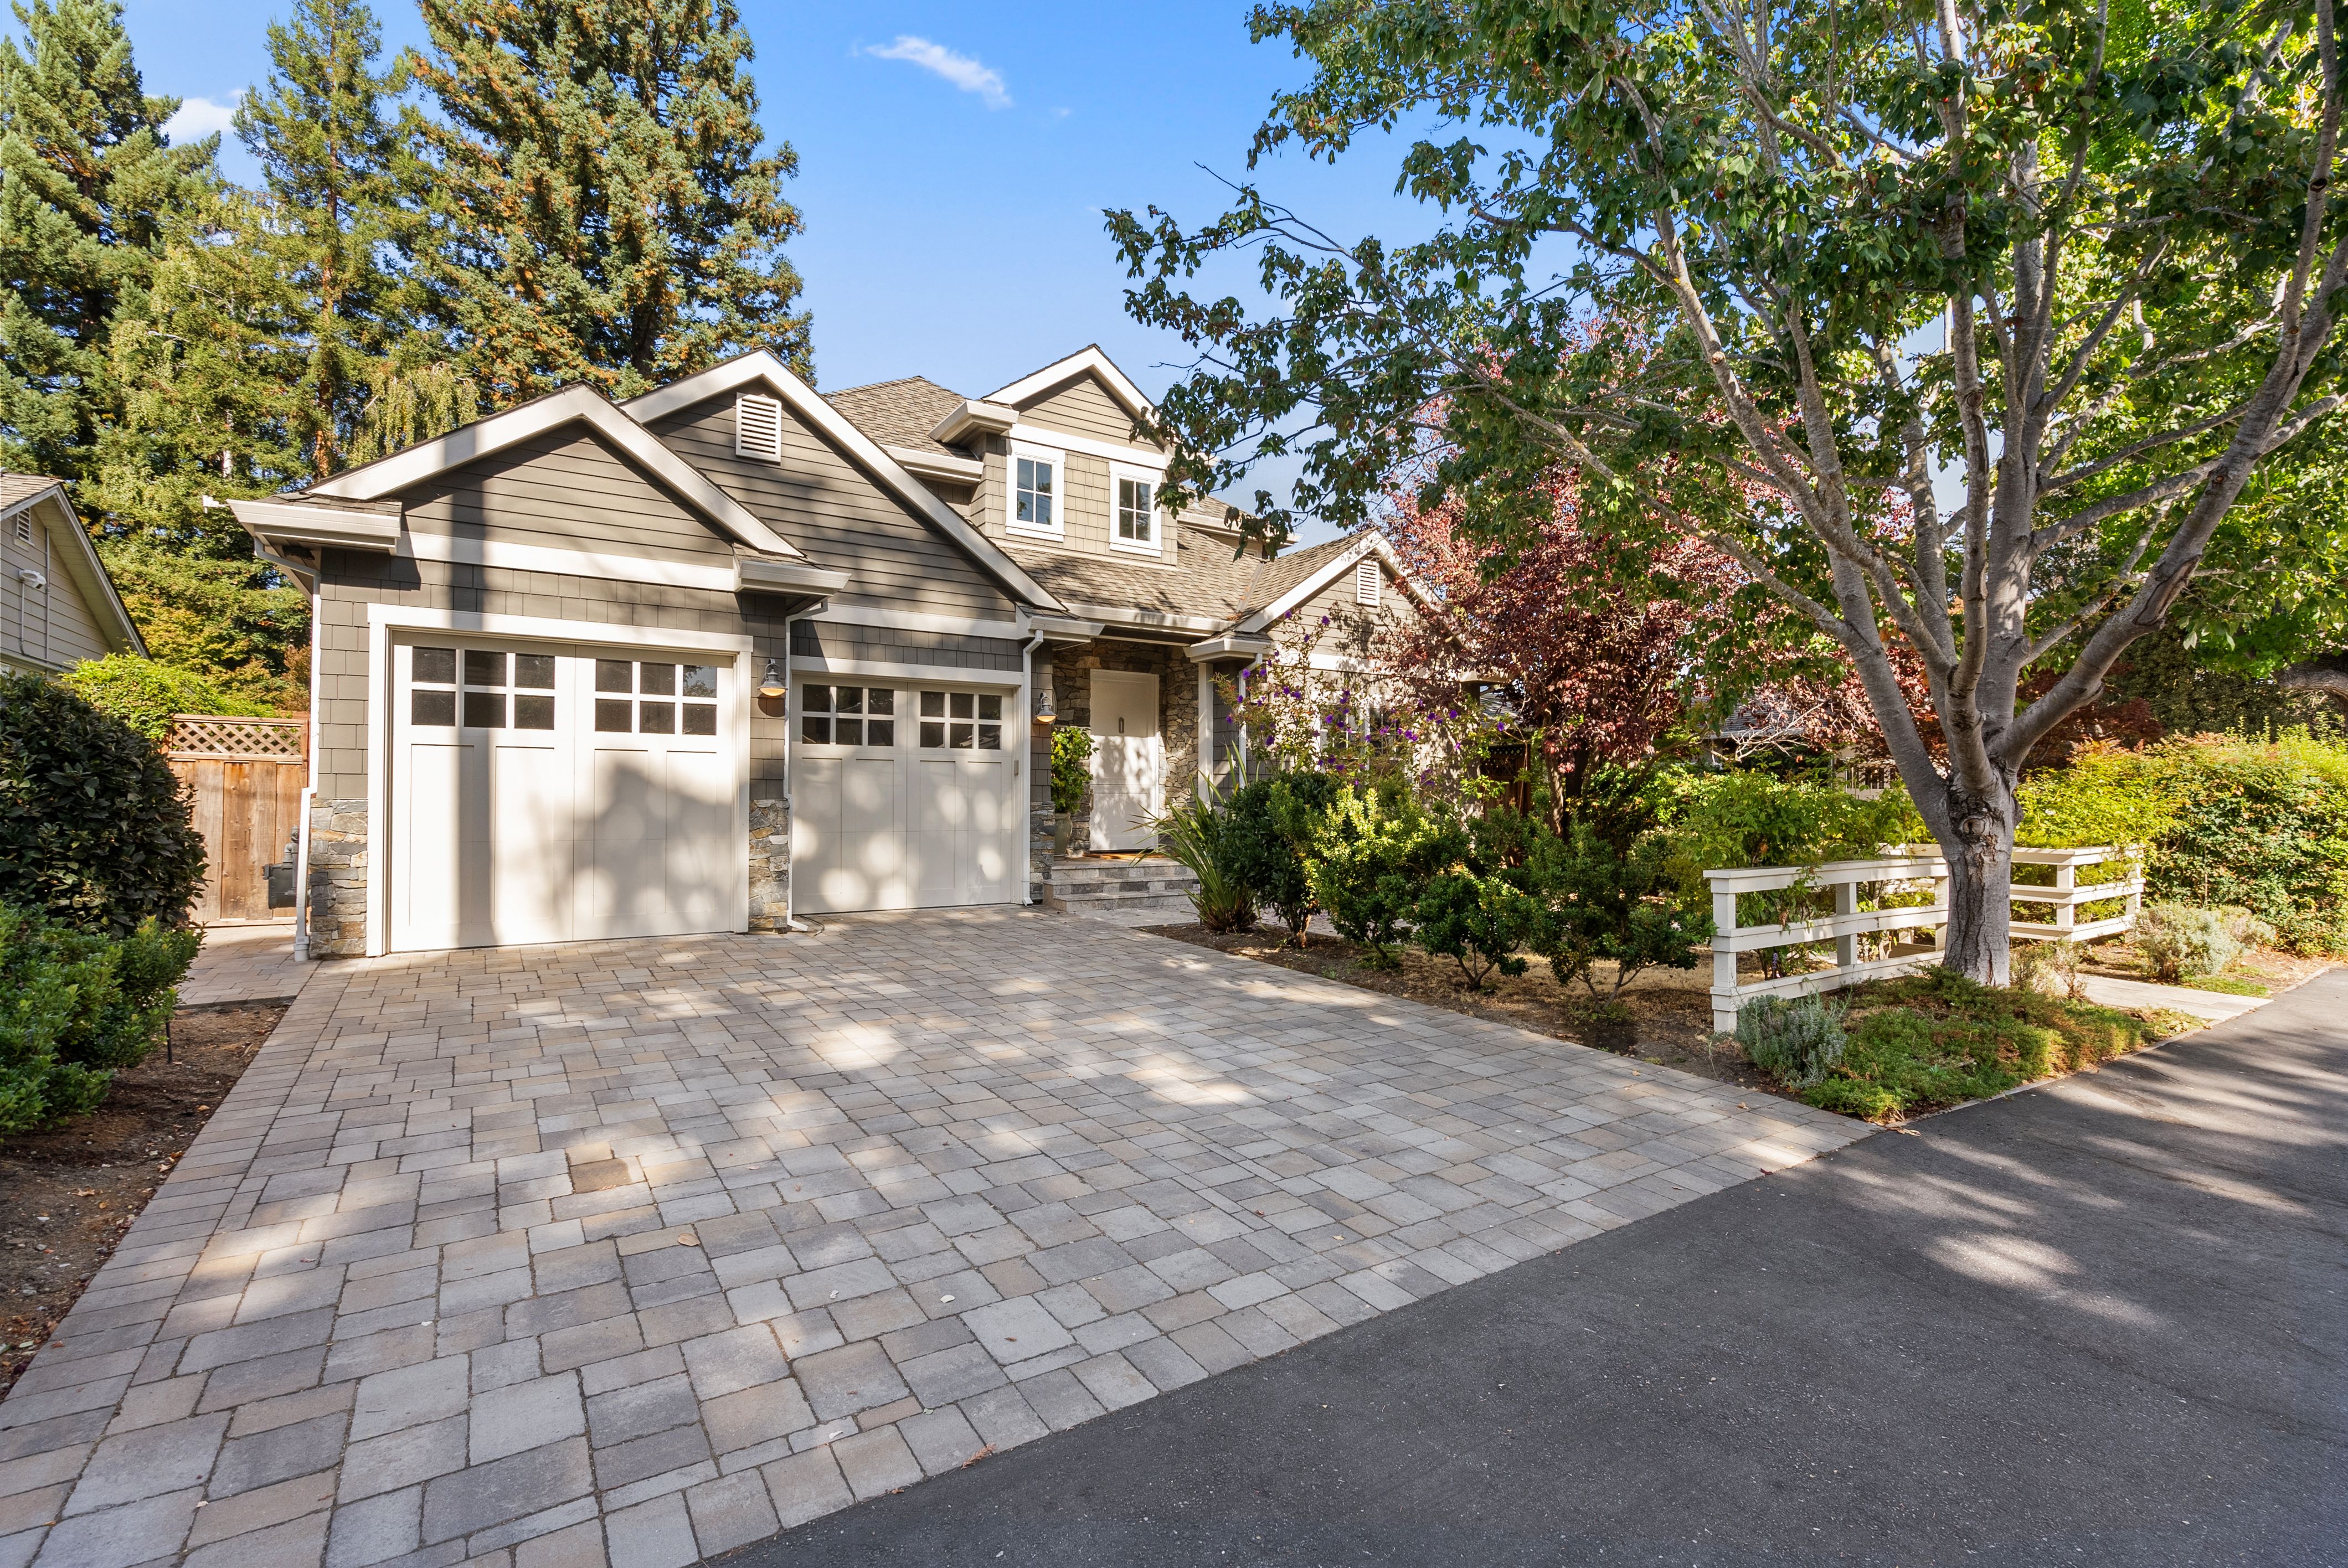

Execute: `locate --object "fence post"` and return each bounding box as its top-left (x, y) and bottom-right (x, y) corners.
top-left (2053, 858), bottom-right (2076, 936)
top-left (1711, 884), bottom-right (1739, 1034)
top-left (1834, 878), bottom-right (1858, 971)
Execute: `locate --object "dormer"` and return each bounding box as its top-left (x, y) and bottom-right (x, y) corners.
top-left (958, 347), bottom-right (1185, 568)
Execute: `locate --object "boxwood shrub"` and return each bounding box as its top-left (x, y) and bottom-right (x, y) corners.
top-left (0, 906), bottom-right (200, 1133)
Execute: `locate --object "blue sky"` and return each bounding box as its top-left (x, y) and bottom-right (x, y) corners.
top-left (104, 0), bottom-right (1438, 540)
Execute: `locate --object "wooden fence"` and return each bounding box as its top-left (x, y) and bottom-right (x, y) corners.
top-left (1703, 845), bottom-right (2144, 1031)
top-left (166, 714), bottom-right (308, 925)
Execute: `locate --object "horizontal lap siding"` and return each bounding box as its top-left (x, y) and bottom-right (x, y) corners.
top-left (3, 505), bottom-right (111, 668)
top-left (651, 398), bottom-right (1016, 620)
top-left (399, 428), bottom-right (737, 560)
top-left (790, 622), bottom-right (1023, 673)
top-left (1021, 377), bottom-right (1145, 445)
top-left (311, 552), bottom-right (791, 800)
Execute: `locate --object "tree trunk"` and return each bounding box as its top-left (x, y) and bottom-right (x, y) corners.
top-left (1937, 775), bottom-right (2017, 986)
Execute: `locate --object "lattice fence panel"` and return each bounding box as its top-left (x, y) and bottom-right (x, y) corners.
top-left (166, 714), bottom-right (308, 762)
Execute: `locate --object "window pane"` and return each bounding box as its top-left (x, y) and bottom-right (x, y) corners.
top-left (919, 720), bottom-right (945, 749)
top-left (1033, 461), bottom-right (1053, 497)
top-left (1016, 491), bottom-right (1034, 523)
top-left (595, 699), bottom-right (633, 732)
top-left (514, 654), bottom-right (555, 689)
top-left (867, 688), bottom-right (895, 715)
top-left (1017, 457), bottom-right (1034, 491)
top-left (1036, 492), bottom-right (1052, 527)
top-left (978, 724), bottom-right (1001, 750)
top-left (596, 659), bottom-right (634, 693)
top-left (836, 686), bottom-right (862, 714)
top-left (464, 691), bottom-right (506, 729)
top-left (411, 688), bottom-right (455, 726)
top-left (920, 690), bottom-right (944, 717)
top-left (639, 663), bottom-right (675, 697)
top-left (514, 694), bottom-right (555, 730)
top-left (950, 692), bottom-right (974, 719)
top-left (867, 718), bottom-right (895, 747)
top-left (950, 722), bottom-right (975, 749)
top-left (806, 684), bottom-right (833, 711)
top-left (801, 714), bottom-right (832, 744)
top-left (464, 650), bottom-right (506, 688)
top-left (681, 664), bottom-right (717, 698)
top-left (836, 717), bottom-right (863, 746)
top-left (977, 694), bottom-right (1002, 721)
top-left (414, 646), bottom-right (456, 684)
top-left (639, 701), bottom-right (676, 734)
top-left (682, 703), bottom-right (715, 735)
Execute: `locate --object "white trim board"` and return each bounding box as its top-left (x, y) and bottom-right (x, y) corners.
top-left (985, 346), bottom-right (1156, 427)
top-left (790, 653), bottom-right (1020, 685)
top-left (401, 531), bottom-right (740, 593)
top-left (306, 384), bottom-right (802, 559)
top-left (621, 352), bottom-right (1065, 613)
top-left (1006, 439), bottom-right (1067, 542)
top-left (1107, 460), bottom-right (1169, 559)
top-left (1238, 533), bottom-right (1434, 632)
top-left (807, 604), bottom-right (1027, 639)
top-left (1005, 421), bottom-right (1168, 468)
top-left (365, 602), bottom-right (756, 653)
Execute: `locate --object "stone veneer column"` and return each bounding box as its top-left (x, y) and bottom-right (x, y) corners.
top-left (748, 798), bottom-right (790, 931)
top-left (303, 798), bottom-right (369, 957)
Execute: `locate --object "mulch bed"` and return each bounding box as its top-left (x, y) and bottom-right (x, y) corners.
top-left (0, 1003), bottom-right (284, 1401)
top-left (1143, 921), bottom-right (1794, 1101)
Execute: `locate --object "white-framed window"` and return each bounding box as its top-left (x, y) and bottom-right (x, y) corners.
top-left (1109, 462), bottom-right (1165, 555)
top-left (1355, 556), bottom-right (1383, 607)
top-left (1007, 441), bottom-right (1062, 539)
top-left (735, 393), bottom-right (783, 462)
top-left (917, 689), bottom-right (1005, 750)
top-left (798, 684), bottom-right (897, 747)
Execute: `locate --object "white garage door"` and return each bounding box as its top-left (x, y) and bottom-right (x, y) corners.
top-left (791, 680), bottom-right (1021, 914)
top-left (390, 638), bottom-right (741, 952)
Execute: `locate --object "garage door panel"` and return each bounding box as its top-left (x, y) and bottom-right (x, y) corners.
top-left (662, 747), bottom-right (733, 924)
top-left (397, 740), bottom-right (472, 948)
top-left (490, 741), bottom-right (572, 943)
top-left (804, 753), bottom-right (907, 914)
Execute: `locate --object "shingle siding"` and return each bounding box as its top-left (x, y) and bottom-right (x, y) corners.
top-left (1020, 376), bottom-right (1143, 445)
top-left (399, 426), bottom-right (737, 560)
top-left (789, 622), bottom-right (1024, 673)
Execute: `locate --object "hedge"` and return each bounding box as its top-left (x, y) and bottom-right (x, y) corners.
top-left (1, 907), bottom-right (200, 1133)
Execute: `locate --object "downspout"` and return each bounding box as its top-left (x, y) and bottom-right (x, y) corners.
top-left (1020, 626), bottom-right (1048, 904)
top-left (779, 604), bottom-right (824, 934)
top-left (292, 579), bottom-right (321, 960)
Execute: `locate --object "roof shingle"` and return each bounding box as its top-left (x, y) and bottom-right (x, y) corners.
top-left (822, 377), bottom-right (970, 457)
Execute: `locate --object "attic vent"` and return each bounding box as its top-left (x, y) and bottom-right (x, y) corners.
top-left (735, 393), bottom-right (783, 462)
top-left (12, 512), bottom-right (28, 546)
top-left (1354, 556), bottom-right (1382, 607)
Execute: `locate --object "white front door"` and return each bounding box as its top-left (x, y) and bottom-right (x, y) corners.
top-left (389, 639), bottom-right (740, 952)
top-left (1089, 669), bottom-right (1161, 851)
top-left (791, 680), bottom-right (1020, 914)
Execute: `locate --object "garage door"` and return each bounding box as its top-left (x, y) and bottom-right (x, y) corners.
top-left (791, 680), bottom-right (1021, 914)
top-left (390, 638), bottom-right (741, 951)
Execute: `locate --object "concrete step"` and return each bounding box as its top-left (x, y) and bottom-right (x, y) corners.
top-left (1046, 857), bottom-right (1200, 919)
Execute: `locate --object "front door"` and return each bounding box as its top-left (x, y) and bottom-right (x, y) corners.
top-left (1089, 669), bottom-right (1161, 851)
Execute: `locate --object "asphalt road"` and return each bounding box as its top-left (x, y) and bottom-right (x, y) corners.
top-left (725, 969), bottom-right (2348, 1568)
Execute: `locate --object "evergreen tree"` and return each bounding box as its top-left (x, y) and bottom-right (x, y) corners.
top-left (0, 0), bottom-right (214, 479)
top-left (410, 0), bottom-right (811, 403)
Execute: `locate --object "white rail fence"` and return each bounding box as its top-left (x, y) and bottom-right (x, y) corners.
top-left (1704, 845), bottom-right (2144, 1031)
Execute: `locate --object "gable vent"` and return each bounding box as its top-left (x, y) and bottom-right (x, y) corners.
top-left (735, 393), bottom-right (784, 462)
top-left (1354, 556), bottom-right (1382, 607)
top-left (12, 512), bottom-right (28, 546)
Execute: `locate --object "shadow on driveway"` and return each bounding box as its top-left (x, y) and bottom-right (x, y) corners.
top-left (723, 970), bottom-right (2348, 1567)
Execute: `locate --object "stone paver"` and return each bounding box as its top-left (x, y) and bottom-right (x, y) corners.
top-left (181, 924), bottom-right (311, 1008)
top-left (0, 909), bottom-right (1863, 1566)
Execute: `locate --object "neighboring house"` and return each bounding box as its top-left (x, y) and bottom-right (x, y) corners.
top-left (229, 345), bottom-right (1422, 958)
top-left (0, 475), bottom-right (145, 676)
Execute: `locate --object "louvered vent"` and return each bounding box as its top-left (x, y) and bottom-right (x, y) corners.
top-left (1355, 556), bottom-right (1382, 606)
top-left (735, 393), bottom-right (784, 462)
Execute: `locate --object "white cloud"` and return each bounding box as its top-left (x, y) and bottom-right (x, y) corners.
top-left (862, 36), bottom-right (1011, 110)
top-left (162, 94), bottom-right (240, 144)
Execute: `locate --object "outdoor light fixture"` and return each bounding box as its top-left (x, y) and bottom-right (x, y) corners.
top-left (758, 658), bottom-right (787, 699)
top-left (1034, 685), bottom-right (1055, 723)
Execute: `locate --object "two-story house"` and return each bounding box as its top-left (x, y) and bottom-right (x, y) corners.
top-left (229, 345), bottom-right (1420, 957)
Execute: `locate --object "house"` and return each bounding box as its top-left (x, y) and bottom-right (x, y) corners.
top-left (228, 345), bottom-right (1422, 958)
top-left (0, 475), bottom-right (145, 676)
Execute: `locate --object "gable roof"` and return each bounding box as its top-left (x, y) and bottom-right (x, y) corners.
top-left (823, 376), bottom-right (969, 457)
top-left (1001, 528), bottom-right (1367, 633)
top-left (1236, 530), bottom-right (1432, 632)
top-left (624, 352), bottom-right (1065, 612)
top-left (303, 384), bottom-right (802, 558)
top-left (0, 476), bottom-right (145, 661)
top-left (983, 345), bottom-right (1155, 425)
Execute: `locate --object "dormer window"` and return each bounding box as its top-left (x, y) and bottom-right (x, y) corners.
top-left (1008, 442), bottom-right (1062, 539)
top-left (1113, 469), bottom-right (1160, 555)
top-left (1355, 556), bottom-right (1382, 606)
top-left (735, 393), bottom-right (783, 462)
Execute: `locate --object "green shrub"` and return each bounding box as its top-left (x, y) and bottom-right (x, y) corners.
top-left (58, 654), bottom-right (274, 741)
top-left (2010, 938), bottom-right (2085, 1000)
top-left (1529, 823), bottom-right (1712, 1001)
top-left (1735, 994), bottom-right (1848, 1089)
top-left (1661, 768), bottom-right (1923, 883)
top-left (1048, 726), bottom-right (1093, 816)
top-left (2134, 902), bottom-right (2273, 982)
top-left (1, 672), bottom-right (208, 935)
top-left (1227, 772), bottom-right (1338, 944)
top-left (0, 906), bottom-right (200, 1134)
top-left (1413, 870), bottom-right (1535, 988)
top-left (1305, 785), bottom-right (1460, 967)
top-left (2016, 744), bottom-right (2179, 851)
top-left (1151, 795), bottom-right (1257, 932)
top-left (1789, 971), bottom-right (2148, 1121)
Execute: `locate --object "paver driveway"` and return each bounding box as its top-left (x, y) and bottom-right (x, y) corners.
top-left (0, 910), bottom-right (1862, 1568)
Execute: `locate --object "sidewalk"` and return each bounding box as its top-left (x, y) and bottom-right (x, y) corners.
top-left (179, 924), bottom-right (311, 1009)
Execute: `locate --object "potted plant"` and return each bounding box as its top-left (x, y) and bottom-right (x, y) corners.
top-left (1049, 726), bottom-right (1093, 857)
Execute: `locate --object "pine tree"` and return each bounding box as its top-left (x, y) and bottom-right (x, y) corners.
top-left (410, 0), bottom-right (812, 403)
top-left (0, 0), bottom-right (215, 480)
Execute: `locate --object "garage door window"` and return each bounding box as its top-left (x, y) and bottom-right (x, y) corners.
top-left (918, 690), bottom-right (1002, 750)
top-left (595, 659), bottom-right (720, 735)
top-left (801, 685), bottom-right (896, 747)
top-left (409, 645), bottom-right (556, 730)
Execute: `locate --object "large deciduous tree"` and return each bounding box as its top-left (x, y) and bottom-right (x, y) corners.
top-left (410, 0), bottom-right (812, 402)
top-left (0, 0), bottom-right (214, 480)
top-left (1111, 0), bottom-right (2348, 983)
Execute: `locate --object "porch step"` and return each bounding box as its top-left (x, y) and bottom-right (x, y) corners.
top-left (1047, 857), bottom-right (1201, 920)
